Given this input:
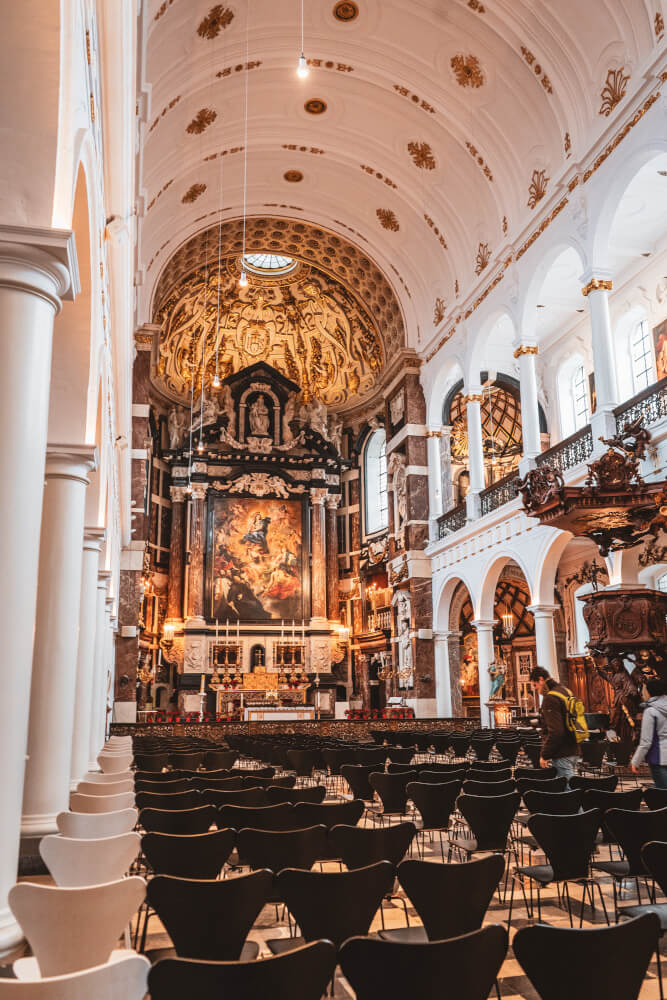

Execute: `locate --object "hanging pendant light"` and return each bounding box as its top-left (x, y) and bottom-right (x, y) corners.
top-left (239, 269), bottom-right (248, 287)
top-left (212, 373), bottom-right (221, 389)
top-left (501, 605), bottom-right (514, 639)
top-left (296, 0), bottom-right (309, 77)
top-left (239, 1), bottom-right (250, 289)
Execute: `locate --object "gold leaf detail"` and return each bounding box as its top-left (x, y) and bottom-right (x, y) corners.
top-left (186, 108), bottom-right (217, 134)
top-left (181, 183), bottom-right (207, 204)
top-left (465, 141), bottom-right (493, 181)
top-left (475, 242), bottom-right (491, 275)
top-left (599, 67), bottom-right (630, 117)
top-left (564, 132), bottom-right (572, 156)
top-left (656, 11), bottom-right (665, 38)
top-left (197, 5), bottom-right (234, 39)
top-left (407, 141), bottom-right (436, 170)
top-left (423, 214), bottom-right (448, 251)
top-left (527, 169), bottom-right (549, 209)
top-left (376, 208), bottom-right (399, 232)
top-left (451, 54), bottom-right (485, 88)
top-left (433, 297), bottom-right (446, 325)
top-left (502, 216), bottom-right (508, 235)
top-left (393, 84), bottom-right (435, 114)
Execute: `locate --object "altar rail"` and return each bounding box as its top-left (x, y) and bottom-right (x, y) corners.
top-left (111, 717), bottom-right (479, 741)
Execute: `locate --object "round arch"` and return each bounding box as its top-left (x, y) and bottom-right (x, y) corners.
top-left (519, 238), bottom-right (589, 335)
top-left (477, 550), bottom-right (535, 621)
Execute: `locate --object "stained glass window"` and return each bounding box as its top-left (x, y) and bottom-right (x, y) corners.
top-left (243, 253), bottom-right (297, 274)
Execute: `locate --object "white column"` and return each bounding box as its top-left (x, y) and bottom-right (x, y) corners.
top-left (434, 631), bottom-right (453, 717)
top-left (582, 272), bottom-right (618, 445)
top-left (89, 572), bottom-right (111, 768)
top-left (426, 427), bottom-right (444, 538)
top-left (70, 528), bottom-right (105, 786)
top-left (514, 344), bottom-right (541, 466)
top-left (472, 619), bottom-right (496, 726)
top-left (465, 391), bottom-right (486, 519)
top-left (605, 549), bottom-right (641, 588)
top-left (22, 446), bottom-right (97, 836)
top-left (0, 227), bottom-right (76, 953)
top-left (104, 603), bottom-right (117, 738)
top-left (528, 604), bottom-right (559, 676)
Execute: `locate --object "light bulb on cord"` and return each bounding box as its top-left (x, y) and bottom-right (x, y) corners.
top-left (239, 270), bottom-right (248, 287)
top-left (297, 53), bottom-right (309, 78)
top-left (197, 438), bottom-right (204, 454)
top-left (212, 373), bottom-right (221, 389)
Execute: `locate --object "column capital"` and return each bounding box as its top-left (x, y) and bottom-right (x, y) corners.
top-left (189, 482), bottom-right (209, 501)
top-left (97, 569), bottom-right (112, 593)
top-left (325, 493), bottom-right (341, 510)
top-left (45, 444), bottom-right (98, 485)
top-left (527, 603), bottom-right (559, 617)
top-left (580, 269), bottom-right (613, 296)
top-left (83, 526), bottom-right (106, 552)
top-left (310, 487), bottom-right (328, 505)
top-left (471, 618), bottom-right (496, 631)
top-left (433, 629), bottom-right (461, 641)
top-left (170, 485), bottom-right (188, 503)
top-left (513, 344), bottom-right (538, 358)
top-left (463, 392), bottom-right (484, 405)
top-left (0, 225), bottom-right (79, 308)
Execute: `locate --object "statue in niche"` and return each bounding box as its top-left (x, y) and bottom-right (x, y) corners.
top-left (167, 405), bottom-right (188, 449)
top-left (389, 453), bottom-right (408, 542)
top-left (191, 394), bottom-right (221, 434)
top-left (249, 394), bottom-right (270, 436)
top-left (488, 660), bottom-right (506, 700)
top-left (328, 414), bottom-right (343, 454)
top-left (396, 591), bottom-right (413, 689)
top-left (219, 384), bottom-right (236, 440)
top-left (282, 394), bottom-right (297, 446)
top-left (303, 396), bottom-right (329, 439)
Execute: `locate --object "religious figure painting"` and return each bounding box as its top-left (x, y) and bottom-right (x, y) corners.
top-left (208, 496), bottom-right (306, 622)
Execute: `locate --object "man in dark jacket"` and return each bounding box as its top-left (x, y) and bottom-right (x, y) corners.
top-left (529, 666), bottom-right (580, 784)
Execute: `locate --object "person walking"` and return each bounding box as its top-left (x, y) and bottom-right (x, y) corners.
top-left (631, 677), bottom-right (667, 789)
top-left (529, 666), bottom-right (581, 784)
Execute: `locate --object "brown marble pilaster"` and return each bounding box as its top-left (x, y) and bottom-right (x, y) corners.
top-left (167, 486), bottom-right (186, 621)
top-left (310, 488), bottom-right (327, 621)
top-left (349, 478), bottom-right (363, 636)
top-left (325, 495), bottom-right (341, 621)
top-left (187, 483), bottom-right (208, 622)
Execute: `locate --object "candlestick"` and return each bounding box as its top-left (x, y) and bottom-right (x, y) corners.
top-left (158, 647), bottom-right (162, 665)
top-left (302, 619), bottom-right (305, 642)
top-left (281, 619), bottom-right (284, 641)
top-left (200, 673), bottom-right (205, 693)
top-left (292, 619), bottom-right (295, 641)
top-left (237, 619), bottom-right (240, 641)
top-left (216, 618), bottom-right (219, 642)
top-left (226, 618), bottom-right (229, 640)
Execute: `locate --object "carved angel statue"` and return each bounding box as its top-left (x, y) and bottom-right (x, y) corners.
top-left (488, 661), bottom-right (506, 700)
top-left (396, 593), bottom-right (413, 689)
top-left (249, 394), bottom-right (270, 436)
top-left (282, 394), bottom-right (297, 446)
top-left (167, 405), bottom-right (188, 450)
top-left (304, 396), bottom-right (329, 439)
top-left (219, 384), bottom-right (236, 440)
top-left (191, 394), bottom-right (221, 434)
top-left (328, 414), bottom-right (343, 453)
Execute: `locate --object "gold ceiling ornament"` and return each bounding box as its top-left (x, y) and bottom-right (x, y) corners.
top-left (186, 108), bottom-right (217, 135)
top-left (154, 0), bottom-right (175, 22)
top-left (282, 144), bottom-right (325, 154)
top-left (149, 96), bottom-right (181, 134)
top-left (216, 60), bottom-right (262, 79)
top-left (451, 54), bottom-right (485, 89)
top-left (181, 182), bottom-right (207, 204)
top-left (197, 5), bottom-right (234, 39)
top-left (423, 214), bottom-right (448, 251)
top-left (656, 11), bottom-right (665, 39)
top-left (599, 67), bottom-right (630, 117)
top-left (153, 257), bottom-right (384, 409)
top-left (465, 142), bottom-right (493, 182)
top-left (307, 58), bottom-right (354, 73)
top-left (474, 242), bottom-right (491, 275)
top-left (468, 0), bottom-right (485, 11)
top-left (304, 98), bottom-right (327, 114)
top-left (147, 178), bottom-right (174, 213)
top-left (376, 208), bottom-right (399, 232)
top-left (527, 169), bottom-right (549, 209)
top-left (433, 297), bottom-right (447, 326)
top-left (519, 46), bottom-right (553, 94)
top-left (564, 132), bottom-right (572, 156)
top-left (513, 344), bottom-right (538, 358)
top-left (407, 141), bottom-right (436, 170)
top-left (581, 278), bottom-right (613, 297)
top-left (393, 84), bottom-right (435, 114)
top-left (450, 415), bottom-right (468, 458)
top-left (284, 170), bottom-right (303, 183)
top-left (455, 279), bottom-right (460, 296)
top-left (361, 165), bottom-right (397, 189)
top-left (333, 1), bottom-right (359, 21)
top-left (502, 216), bottom-right (508, 235)
top-left (203, 145), bottom-right (244, 162)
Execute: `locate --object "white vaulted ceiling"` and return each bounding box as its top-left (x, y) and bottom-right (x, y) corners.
top-left (136, 0), bottom-right (660, 349)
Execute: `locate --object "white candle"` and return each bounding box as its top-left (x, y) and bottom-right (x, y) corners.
top-left (226, 618), bottom-right (229, 640)
top-left (158, 647), bottom-right (162, 665)
top-left (200, 673), bottom-right (205, 693)
top-left (302, 619), bottom-right (305, 642)
top-left (292, 619), bottom-right (295, 641)
top-left (216, 618), bottom-right (219, 642)
top-left (237, 619), bottom-right (240, 640)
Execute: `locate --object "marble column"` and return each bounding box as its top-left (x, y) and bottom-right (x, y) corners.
top-left (89, 571), bottom-right (111, 769)
top-left (582, 273), bottom-right (618, 446)
top-left (528, 604), bottom-right (559, 676)
top-left (22, 446), bottom-right (97, 837)
top-left (70, 528), bottom-right (105, 786)
top-left (427, 426), bottom-right (444, 540)
top-left (167, 485), bottom-right (186, 621)
top-left (465, 391), bottom-right (485, 519)
top-left (310, 488), bottom-right (327, 625)
top-left (325, 494), bottom-right (341, 622)
top-left (472, 619), bottom-right (495, 726)
top-left (434, 631), bottom-right (453, 717)
top-left (0, 227), bottom-right (76, 952)
top-left (186, 483), bottom-right (208, 624)
top-left (514, 344), bottom-right (541, 465)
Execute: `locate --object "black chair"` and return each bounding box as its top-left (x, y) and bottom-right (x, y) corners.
top-left (148, 939), bottom-right (337, 1000)
top-left (496, 740), bottom-right (521, 765)
top-left (462, 779), bottom-right (516, 797)
top-left (168, 752), bottom-right (203, 771)
top-left (146, 870), bottom-right (272, 961)
top-left (466, 767), bottom-right (511, 783)
top-left (139, 806), bottom-right (216, 835)
top-left (449, 792), bottom-right (521, 861)
top-left (516, 776), bottom-right (567, 799)
top-left (407, 780), bottom-right (461, 859)
top-left (508, 809), bottom-right (605, 927)
top-left (644, 787), bottom-right (667, 810)
top-left (265, 784), bottom-right (327, 805)
top-left (268, 862), bottom-right (394, 955)
top-left (135, 753), bottom-right (169, 772)
top-left (418, 768), bottom-right (467, 784)
top-left (190, 776), bottom-right (245, 791)
top-left (449, 734), bottom-right (471, 759)
top-left (384, 747), bottom-right (415, 765)
top-left (339, 925), bottom-right (507, 1000)
top-left (236, 825), bottom-right (328, 876)
top-left (583, 788), bottom-right (643, 850)
top-left (523, 789), bottom-right (584, 816)
top-left (135, 790), bottom-right (202, 811)
top-left (232, 767), bottom-right (275, 780)
top-left (135, 769), bottom-right (186, 783)
top-left (286, 749), bottom-right (320, 782)
top-left (329, 821), bottom-right (416, 870)
top-left (202, 787), bottom-right (268, 808)
top-left (142, 829), bottom-right (236, 879)
top-left (242, 774), bottom-right (296, 789)
top-left (579, 741), bottom-right (606, 776)
top-left (369, 770), bottom-right (417, 822)
top-left (292, 799), bottom-right (364, 830)
top-left (419, 761), bottom-right (469, 774)
top-left (470, 760), bottom-right (511, 772)
top-left (593, 807), bottom-right (667, 916)
top-left (514, 766), bottom-right (557, 781)
top-left (379, 854), bottom-right (505, 943)
top-left (570, 775), bottom-right (618, 792)
top-left (135, 778), bottom-right (192, 794)
top-left (513, 913), bottom-right (661, 1000)
top-left (618, 840), bottom-right (667, 992)
top-left (341, 764), bottom-right (376, 800)
top-left (217, 803), bottom-right (296, 832)
top-left (203, 749), bottom-right (238, 770)
top-left (470, 736), bottom-right (493, 762)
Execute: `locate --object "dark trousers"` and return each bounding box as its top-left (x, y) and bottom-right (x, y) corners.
top-left (649, 764), bottom-right (667, 789)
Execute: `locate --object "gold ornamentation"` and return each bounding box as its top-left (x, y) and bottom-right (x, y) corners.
top-left (304, 98), bottom-right (327, 114)
top-left (284, 170), bottom-right (303, 183)
top-left (197, 5), bottom-right (234, 39)
top-left (433, 297), bottom-right (446, 325)
top-left (513, 344), bottom-right (538, 358)
top-left (564, 132), bottom-right (572, 156)
top-left (515, 196), bottom-right (568, 260)
top-left (424, 214), bottom-right (448, 250)
top-left (463, 392), bottom-right (484, 404)
top-left (307, 58), bottom-right (354, 72)
top-left (147, 178), bottom-right (174, 213)
top-left (333, 1), bottom-right (359, 21)
top-left (468, 0), bottom-right (485, 12)
top-left (599, 67), bottom-right (630, 117)
top-left (393, 85), bottom-right (435, 114)
top-left (389, 554), bottom-right (409, 585)
top-left (282, 144), bottom-right (325, 155)
top-left (584, 91), bottom-right (659, 181)
top-left (519, 46), bottom-right (553, 94)
top-left (186, 108), bottom-right (217, 135)
top-left (656, 12), bottom-right (665, 39)
top-left (451, 53), bottom-right (485, 88)
top-left (407, 141), bottom-right (436, 170)
top-left (527, 168), bottom-right (549, 209)
top-left (154, 0), bottom-right (174, 21)
top-left (502, 216), bottom-right (508, 235)
top-left (581, 278), bottom-right (613, 297)
top-left (360, 165), bottom-right (397, 189)
top-left (455, 279), bottom-right (459, 296)
top-left (181, 183), bottom-right (206, 204)
top-left (149, 96), bottom-right (181, 134)
top-left (377, 208), bottom-right (399, 232)
top-left (203, 145), bottom-right (244, 162)
top-left (465, 142), bottom-right (493, 181)
top-left (216, 60), bottom-right (262, 78)
top-left (474, 242), bottom-right (491, 275)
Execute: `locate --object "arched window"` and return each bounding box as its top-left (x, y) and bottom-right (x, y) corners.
top-left (364, 428), bottom-right (388, 535)
top-left (630, 319), bottom-right (655, 392)
top-left (657, 572), bottom-right (667, 594)
top-left (572, 364), bottom-right (590, 431)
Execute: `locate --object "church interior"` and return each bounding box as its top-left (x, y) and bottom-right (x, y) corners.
top-left (3, 1), bottom-right (667, 996)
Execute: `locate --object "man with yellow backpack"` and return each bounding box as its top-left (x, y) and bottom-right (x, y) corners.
top-left (529, 666), bottom-right (588, 785)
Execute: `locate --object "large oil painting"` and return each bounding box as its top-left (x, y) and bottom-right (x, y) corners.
top-left (207, 496), bottom-right (306, 621)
